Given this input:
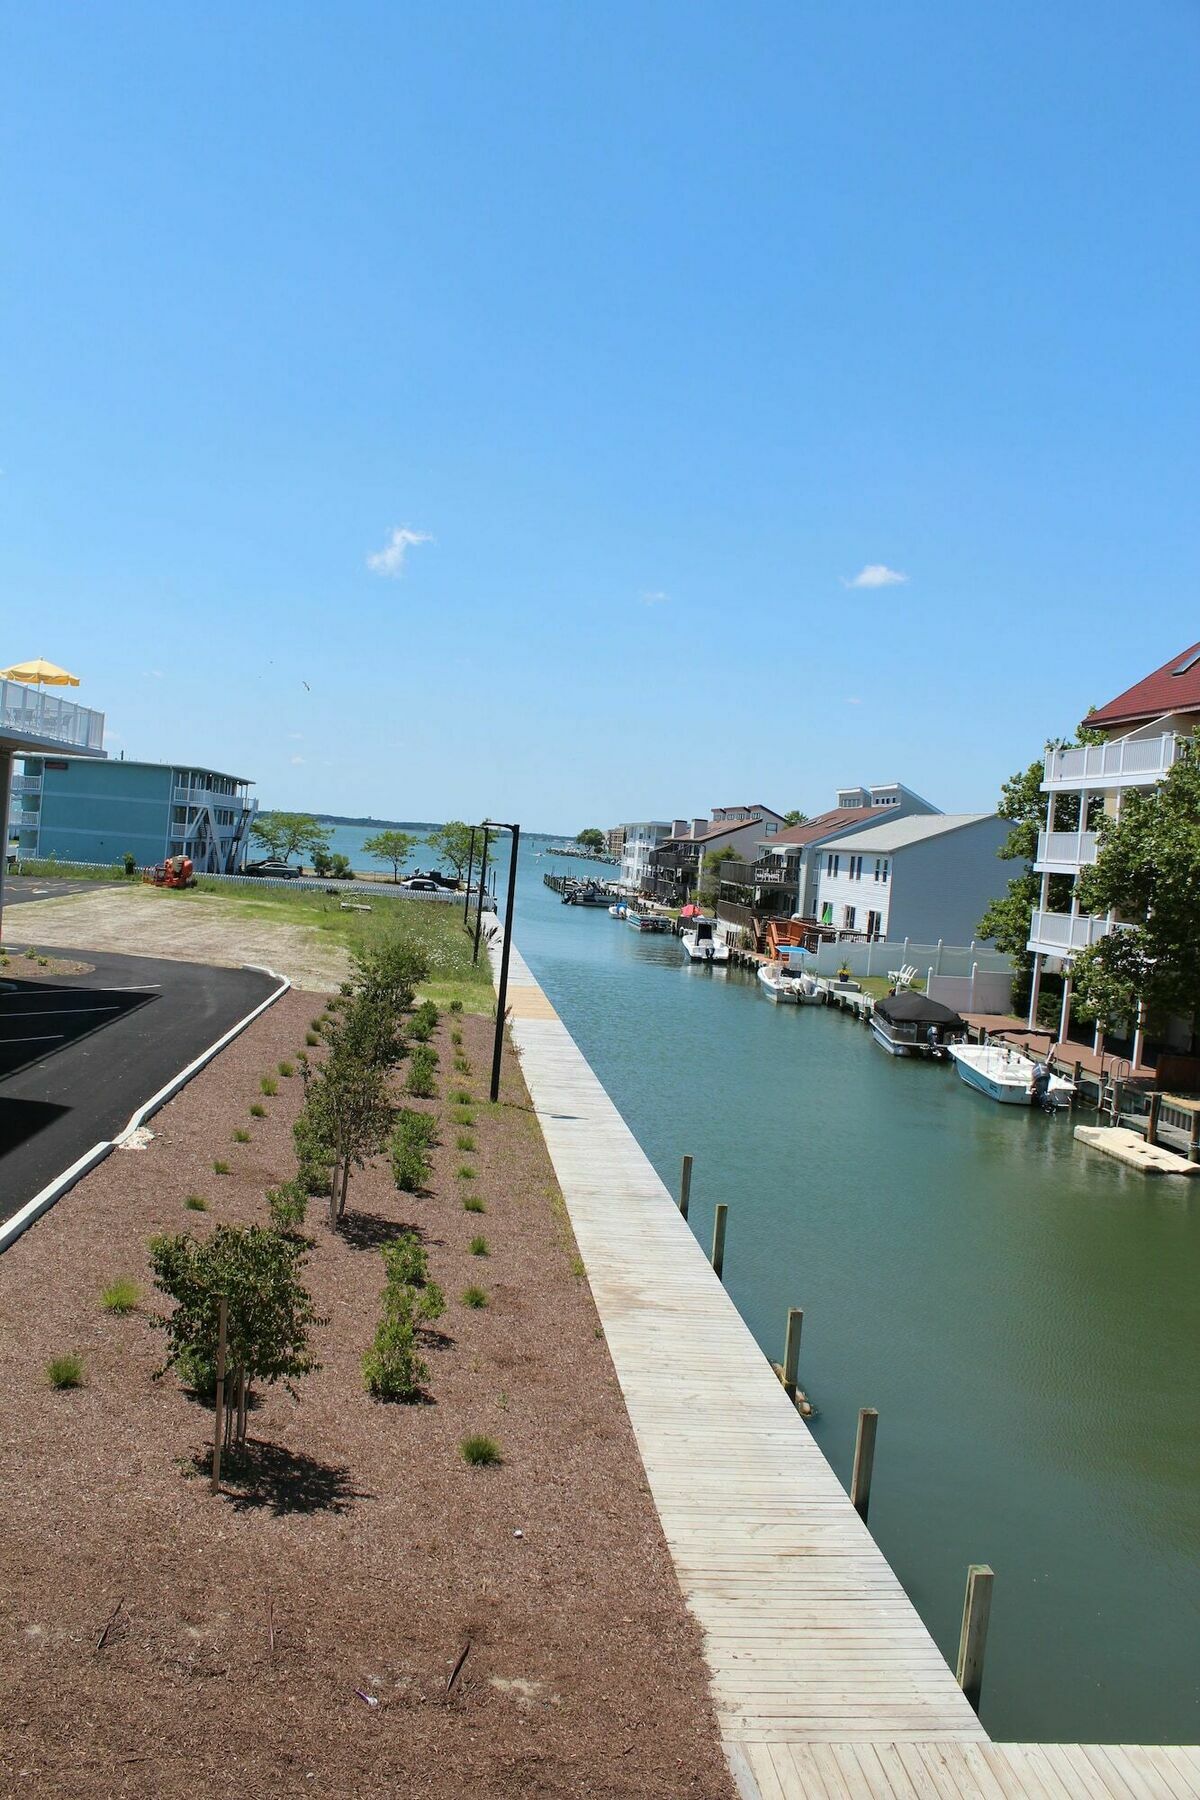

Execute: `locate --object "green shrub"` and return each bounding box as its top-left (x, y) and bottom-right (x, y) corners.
top-left (122, 851), bottom-right (137, 876)
top-left (310, 1017), bottom-right (324, 1034)
top-left (461, 1286), bottom-right (488, 1309)
top-left (267, 1181), bottom-right (309, 1233)
top-left (363, 1303), bottom-right (428, 1401)
top-left (414, 999), bottom-right (439, 1031)
top-left (382, 1231), bottom-right (431, 1292)
top-left (306, 1031), bottom-right (320, 1047)
top-left (101, 1277), bottom-right (140, 1315)
top-left (463, 1195), bottom-right (486, 1214)
top-left (450, 1088), bottom-right (471, 1106)
top-left (232, 1128), bottom-right (251, 1144)
top-left (390, 1139), bottom-right (429, 1195)
top-left (405, 1045), bottom-right (438, 1099)
top-left (394, 1107), bottom-right (438, 1149)
top-left (450, 1029), bottom-right (463, 1047)
top-left (212, 1160), bottom-right (230, 1176)
top-left (185, 1194), bottom-right (208, 1212)
top-left (449, 1000), bottom-right (463, 1014)
top-left (469, 1236), bottom-right (488, 1257)
top-left (460, 1434), bottom-right (501, 1466)
top-left (278, 1060), bottom-right (295, 1078)
top-left (260, 1076), bottom-right (278, 1097)
top-left (250, 1103), bottom-right (267, 1119)
top-left (408, 1014), bottom-right (433, 1044)
top-left (48, 1354), bottom-right (84, 1390)
top-left (456, 1133), bottom-right (476, 1152)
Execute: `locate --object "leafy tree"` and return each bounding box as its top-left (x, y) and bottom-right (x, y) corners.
top-left (575, 827), bottom-right (606, 852)
top-left (1072, 735), bottom-right (1200, 1029)
top-left (352, 935), bottom-right (427, 1014)
top-left (976, 758), bottom-right (1045, 975)
top-left (699, 845), bottom-right (740, 911)
top-left (362, 828), bottom-right (419, 881)
top-left (427, 820), bottom-right (474, 881)
top-left (251, 811), bottom-right (330, 866)
top-left (783, 810), bottom-right (809, 827)
top-left (150, 1224), bottom-right (323, 1448)
top-left (302, 1048), bottom-right (394, 1227)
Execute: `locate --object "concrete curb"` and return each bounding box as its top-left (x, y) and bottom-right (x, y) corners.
top-left (0, 963), bottom-right (291, 1254)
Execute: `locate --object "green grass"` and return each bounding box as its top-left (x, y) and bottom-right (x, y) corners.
top-left (101, 1277), bottom-right (140, 1315)
top-left (47, 1354), bottom-right (84, 1389)
top-left (306, 1031), bottom-right (320, 1046)
top-left (450, 1029), bottom-right (463, 1046)
top-left (455, 1133), bottom-right (476, 1152)
top-left (450, 1088), bottom-right (472, 1105)
top-left (249, 1102), bottom-right (267, 1119)
top-left (450, 1107), bottom-right (476, 1129)
top-left (853, 974), bottom-right (927, 1000)
top-left (461, 1285), bottom-right (488, 1309)
top-left (212, 1159), bottom-right (230, 1175)
top-left (232, 1127), bottom-right (251, 1143)
top-left (16, 857), bottom-right (132, 884)
top-left (185, 1194), bottom-right (209, 1212)
top-left (469, 1235), bottom-right (488, 1257)
top-left (278, 1060), bottom-right (295, 1078)
top-left (460, 1433), bottom-right (501, 1466)
top-left (456, 1164), bottom-right (476, 1180)
top-left (463, 1194), bottom-right (486, 1213)
top-left (260, 1076), bottom-right (278, 1096)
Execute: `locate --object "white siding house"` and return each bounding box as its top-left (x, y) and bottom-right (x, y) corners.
top-left (814, 813), bottom-right (1009, 944)
top-left (619, 821), bottom-right (673, 890)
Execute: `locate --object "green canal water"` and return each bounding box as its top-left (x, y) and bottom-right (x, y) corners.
top-left (500, 840), bottom-right (1200, 1746)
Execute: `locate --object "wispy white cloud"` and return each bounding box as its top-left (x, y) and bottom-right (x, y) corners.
top-left (144, 669), bottom-right (164, 679)
top-left (641, 589), bottom-right (669, 606)
top-left (845, 696), bottom-right (863, 706)
top-left (842, 564), bottom-right (908, 589)
top-left (367, 524), bottom-right (432, 577)
top-left (290, 754), bottom-right (305, 765)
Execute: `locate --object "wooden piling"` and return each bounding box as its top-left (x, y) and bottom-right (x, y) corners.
top-left (1146, 1092), bottom-right (1162, 1147)
top-left (211, 1296), bottom-right (228, 1495)
top-left (1189, 1111), bottom-right (1200, 1165)
top-left (710, 1204), bottom-right (728, 1282)
top-left (850, 1407), bottom-right (878, 1522)
top-left (781, 1308), bottom-right (803, 1402)
top-left (955, 1563), bottom-right (994, 1713)
top-left (679, 1154), bottom-right (693, 1221)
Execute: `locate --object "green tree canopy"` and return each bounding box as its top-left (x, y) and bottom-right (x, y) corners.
top-left (575, 827), bottom-right (606, 852)
top-left (362, 828), bottom-right (419, 881)
top-left (1072, 735), bottom-right (1200, 1026)
top-left (782, 810), bottom-right (809, 827)
top-left (427, 820), bottom-right (474, 881)
top-left (976, 757), bottom-right (1046, 969)
top-left (251, 811), bottom-right (330, 864)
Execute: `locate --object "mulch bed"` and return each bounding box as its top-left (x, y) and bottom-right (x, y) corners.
top-left (0, 992), bottom-right (734, 1799)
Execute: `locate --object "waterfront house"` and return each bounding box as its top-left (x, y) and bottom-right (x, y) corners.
top-left (814, 812), bottom-right (1009, 944)
top-left (645, 805), bottom-right (786, 905)
top-left (619, 821), bottom-right (674, 890)
top-left (743, 783), bottom-right (940, 923)
top-left (13, 755), bottom-right (258, 875)
top-left (1027, 638), bottom-right (1200, 1065)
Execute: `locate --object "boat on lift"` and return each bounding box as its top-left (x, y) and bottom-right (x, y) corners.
top-left (680, 918), bottom-right (730, 964)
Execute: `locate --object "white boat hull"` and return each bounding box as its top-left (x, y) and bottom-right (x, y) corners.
top-left (948, 1044), bottom-right (1074, 1108)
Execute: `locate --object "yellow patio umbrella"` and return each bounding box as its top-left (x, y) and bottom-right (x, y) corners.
top-left (0, 658), bottom-right (81, 686)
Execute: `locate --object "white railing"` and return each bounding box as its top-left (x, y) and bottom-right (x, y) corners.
top-left (1035, 829), bottom-right (1099, 869)
top-left (1044, 733), bottom-right (1180, 788)
top-left (10, 775), bottom-right (43, 795)
top-left (0, 680), bottom-right (105, 751)
top-left (1027, 909), bottom-right (1113, 952)
top-left (173, 785), bottom-right (249, 805)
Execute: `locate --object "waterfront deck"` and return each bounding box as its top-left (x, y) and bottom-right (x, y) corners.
top-left (497, 936), bottom-right (1200, 1796)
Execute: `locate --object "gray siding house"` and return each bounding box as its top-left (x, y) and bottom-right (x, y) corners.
top-left (814, 813), bottom-right (1009, 944)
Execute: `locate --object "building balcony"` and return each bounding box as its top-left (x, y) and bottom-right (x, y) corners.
top-left (1043, 733), bottom-right (1182, 791)
top-left (1034, 829), bottom-right (1099, 874)
top-left (753, 857), bottom-right (800, 887)
top-left (0, 679), bottom-right (105, 754)
top-left (10, 775), bottom-right (43, 796)
top-left (1027, 909), bottom-right (1118, 956)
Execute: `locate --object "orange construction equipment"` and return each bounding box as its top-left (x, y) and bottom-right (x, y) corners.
top-left (143, 855), bottom-right (195, 889)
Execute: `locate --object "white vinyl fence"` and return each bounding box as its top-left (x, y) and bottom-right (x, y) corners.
top-left (805, 938), bottom-right (1012, 980)
top-left (926, 971), bottom-right (1014, 1016)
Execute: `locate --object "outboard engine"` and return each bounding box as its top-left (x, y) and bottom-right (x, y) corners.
top-left (1029, 1064), bottom-right (1054, 1112)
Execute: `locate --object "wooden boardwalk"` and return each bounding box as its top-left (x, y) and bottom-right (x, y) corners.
top-left (497, 939), bottom-right (1200, 1798)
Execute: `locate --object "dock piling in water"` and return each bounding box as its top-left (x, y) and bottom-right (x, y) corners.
top-left (851, 1406), bottom-right (878, 1521)
top-left (710, 1203), bottom-right (728, 1281)
top-left (782, 1307), bottom-right (803, 1402)
top-left (956, 1563), bottom-right (994, 1713)
top-left (679, 1153), bottom-right (693, 1221)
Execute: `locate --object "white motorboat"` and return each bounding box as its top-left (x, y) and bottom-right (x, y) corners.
top-left (608, 901), bottom-right (628, 919)
top-left (757, 962), bottom-right (820, 1004)
top-left (680, 919), bottom-right (730, 964)
top-left (947, 1042), bottom-right (1075, 1109)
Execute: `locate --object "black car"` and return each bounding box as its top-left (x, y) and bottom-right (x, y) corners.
top-left (243, 859), bottom-right (302, 880)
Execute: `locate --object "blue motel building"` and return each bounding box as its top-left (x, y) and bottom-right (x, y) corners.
top-left (11, 755), bottom-right (258, 874)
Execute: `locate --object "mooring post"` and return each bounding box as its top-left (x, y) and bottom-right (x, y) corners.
top-left (710, 1203), bottom-right (728, 1281)
top-left (211, 1295), bottom-right (228, 1495)
top-left (1189, 1110), bottom-right (1200, 1164)
top-left (850, 1407), bottom-right (878, 1522)
top-left (956, 1563), bottom-right (994, 1713)
top-left (782, 1307), bottom-right (803, 1402)
top-left (1147, 1092), bottom-right (1162, 1147)
top-left (679, 1154), bottom-right (693, 1221)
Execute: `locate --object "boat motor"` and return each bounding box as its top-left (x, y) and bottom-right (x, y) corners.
top-left (1029, 1064), bottom-right (1055, 1112)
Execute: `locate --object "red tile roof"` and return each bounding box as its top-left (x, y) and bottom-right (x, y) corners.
top-left (1086, 640), bottom-right (1200, 731)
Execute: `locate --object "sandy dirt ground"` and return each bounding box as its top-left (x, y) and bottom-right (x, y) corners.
top-left (2, 887), bottom-right (351, 991)
top-left (0, 997), bottom-right (734, 1799)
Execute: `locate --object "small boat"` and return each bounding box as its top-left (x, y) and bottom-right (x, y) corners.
top-left (680, 918), bottom-right (730, 963)
top-left (562, 883), bottom-right (610, 907)
top-left (758, 961), bottom-right (821, 1004)
top-left (608, 901), bottom-right (628, 919)
top-left (871, 992), bottom-right (967, 1058)
top-left (627, 909), bottom-right (670, 932)
top-left (947, 1042), bottom-right (1075, 1109)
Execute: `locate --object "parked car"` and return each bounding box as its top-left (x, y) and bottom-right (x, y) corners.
top-left (399, 876), bottom-right (441, 891)
top-left (243, 859), bottom-right (302, 880)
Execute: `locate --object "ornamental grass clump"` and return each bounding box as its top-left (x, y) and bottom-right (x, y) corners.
top-left (101, 1277), bottom-right (140, 1315)
top-left (48, 1354), bottom-right (84, 1390)
top-left (461, 1285), bottom-right (488, 1309)
top-left (232, 1128), bottom-right (251, 1144)
top-left (460, 1434), bottom-right (501, 1467)
top-left (185, 1194), bottom-right (208, 1212)
top-left (250, 1103), bottom-right (267, 1119)
top-left (469, 1235), bottom-right (488, 1257)
top-left (462, 1194), bottom-right (486, 1214)
top-left (260, 1076), bottom-right (278, 1097)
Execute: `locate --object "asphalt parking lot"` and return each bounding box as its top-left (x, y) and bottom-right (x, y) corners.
top-left (2, 874), bottom-right (114, 907)
top-left (0, 947), bottom-right (281, 1225)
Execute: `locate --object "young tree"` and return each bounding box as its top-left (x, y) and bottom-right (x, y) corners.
top-left (699, 845), bottom-right (740, 911)
top-left (782, 810), bottom-right (809, 827)
top-left (150, 1224), bottom-right (323, 1450)
top-left (976, 757), bottom-right (1046, 979)
top-left (427, 820), bottom-right (474, 881)
top-left (251, 811), bottom-right (331, 865)
top-left (575, 827), bottom-right (606, 852)
top-left (362, 829), bottom-right (419, 881)
top-left (304, 1049), bottom-right (394, 1227)
top-left (1072, 736), bottom-right (1200, 1028)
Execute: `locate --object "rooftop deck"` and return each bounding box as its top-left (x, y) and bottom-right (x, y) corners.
top-left (0, 678), bottom-right (105, 755)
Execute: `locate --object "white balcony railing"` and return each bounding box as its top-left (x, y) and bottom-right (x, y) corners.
top-left (1028, 909), bottom-right (1116, 954)
top-left (1043, 733), bottom-right (1180, 789)
top-left (10, 775), bottom-right (43, 795)
top-left (1035, 829), bottom-right (1099, 871)
top-left (173, 785), bottom-right (249, 806)
top-left (0, 679), bottom-right (105, 752)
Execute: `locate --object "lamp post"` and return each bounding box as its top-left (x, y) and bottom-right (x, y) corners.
top-left (463, 825), bottom-right (478, 928)
top-left (471, 825), bottom-right (491, 965)
top-left (482, 820), bottom-right (520, 1103)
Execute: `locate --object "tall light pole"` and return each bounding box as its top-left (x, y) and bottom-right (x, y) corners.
top-left (482, 821), bottom-right (520, 1103)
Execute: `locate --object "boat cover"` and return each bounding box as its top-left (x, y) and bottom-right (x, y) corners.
top-left (874, 993), bottom-right (966, 1031)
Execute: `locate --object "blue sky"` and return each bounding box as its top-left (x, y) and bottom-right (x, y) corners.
top-left (3, 2), bottom-right (1198, 832)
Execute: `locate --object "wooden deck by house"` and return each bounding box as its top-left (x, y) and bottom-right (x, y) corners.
top-left (494, 934), bottom-right (1200, 1798)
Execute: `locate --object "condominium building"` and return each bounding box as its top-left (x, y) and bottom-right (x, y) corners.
top-left (13, 755), bottom-right (258, 875)
top-left (645, 805), bottom-right (787, 903)
top-left (1027, 639), bottom-right (1200, 1061)
top-left (605, 825), bottom-right (626, 860)
top-left (619, 821), bottom-right (673, 890)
